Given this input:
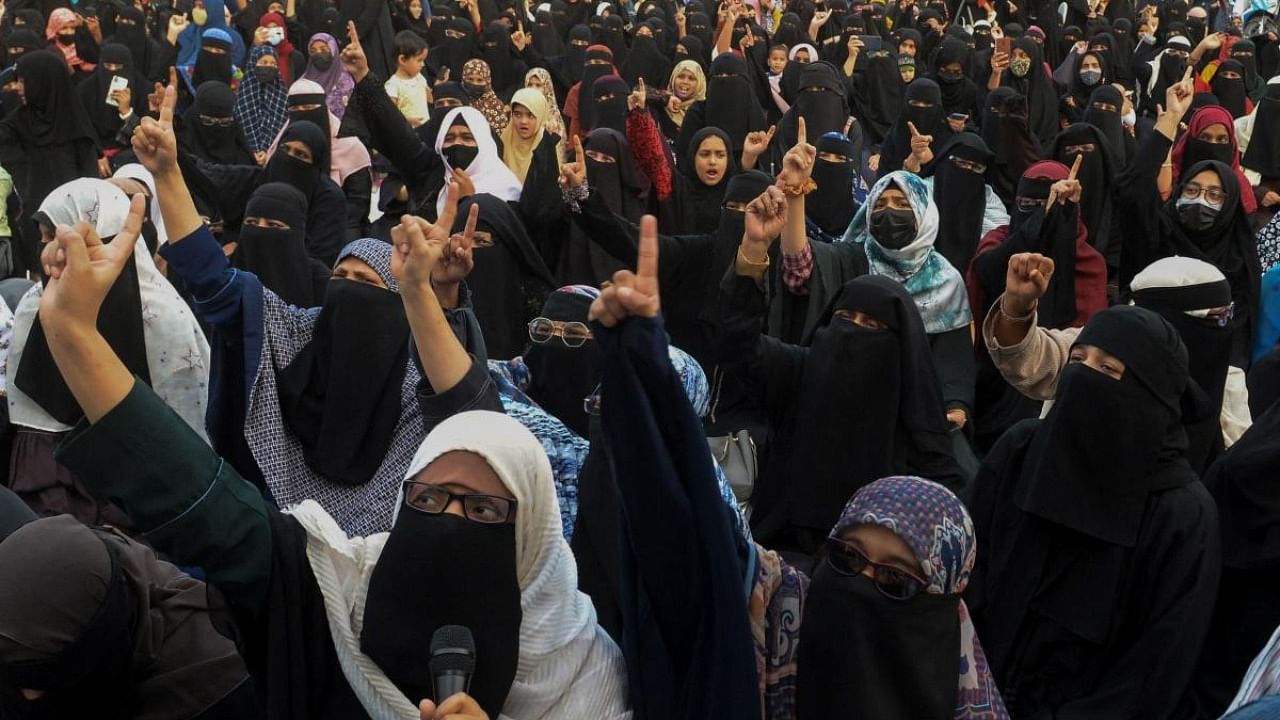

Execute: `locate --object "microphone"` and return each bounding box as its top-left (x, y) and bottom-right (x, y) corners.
top-left (430, 625), bottom-right (476, 703)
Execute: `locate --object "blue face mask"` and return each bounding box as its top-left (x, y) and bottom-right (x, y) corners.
top-left (1079, 69), bottom-right (1101, 85)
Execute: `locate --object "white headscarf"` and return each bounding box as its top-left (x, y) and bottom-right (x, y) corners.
top-left (434, 106), bottom-right (523, 216)
top-left (7, 179), bottom-right (210, 439)
top-left (288, 410), bottom-right (632, 720)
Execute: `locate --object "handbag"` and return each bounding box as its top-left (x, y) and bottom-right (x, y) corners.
top-left (708, 430), bottom-right (758, 506)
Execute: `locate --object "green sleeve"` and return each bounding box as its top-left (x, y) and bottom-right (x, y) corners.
top-left (56, 380), bottom-right (273, 617)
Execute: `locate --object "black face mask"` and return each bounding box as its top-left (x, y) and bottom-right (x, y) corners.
top-left (869, 208), bottom-right (917, 249)
top-left (1183, 137), bottom-right (1233, 168)
top-left (798, 563), bottom-right (960, 719)
top-left (56, 34), bottom-right (76, 46)
top-left (362, 512), bottom-right (522, 716)
top-left (463, 82), bottom-right (488, 98)
top-left (937, 70), bottom-right (963, 83)
top-left (309, 52), bottom-right (334, 71)
top-left (1175, 198), bottom-right (1220, 232)
top-left (442, 142), bottom-right (479, 171)
top-left (809, 157), bottom-right (856, 235)
top-left (254, 66), bottom-right (278, 83)
top-left (262, 152), bottom-right (318, 197)
top-left (289, 107), bottom-right (331, 137)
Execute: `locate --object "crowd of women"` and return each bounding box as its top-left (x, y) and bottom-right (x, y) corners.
top-left (0, 0), bottom-right (1278, 715)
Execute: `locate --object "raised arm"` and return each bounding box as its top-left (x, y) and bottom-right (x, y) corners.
top-left (134, 68), bottom-right (203, 244)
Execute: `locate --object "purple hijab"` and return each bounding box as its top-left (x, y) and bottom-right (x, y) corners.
top-left (299, 33), bottom-right (354, 119)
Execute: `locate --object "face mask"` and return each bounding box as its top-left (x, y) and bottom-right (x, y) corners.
top-left (267, 33), bottom-right (283, 46)
top-left (463, 82), bottom-right (488, 98)
top-left (362, 511), bottom-right (521, 717)
top-left (309, 52), bottom-right (334, 71)
top-left (263, 151), bottom-right (318, 196)
top-left (1121, 108), bottom-right (1136, 126)
top-left (254, 66), bottom-right (278, 82)
top-left (1079, 69), bottom-right (1101, 85)
top-left (443, 142), bottom-right (479, 170)
top-left (1175, 196), bottom-right (1221, 231)
top-left (56, 33), bottom-right (76, 46)
top-left (869, 207), bottom-right (917, 249)
top-left (191, 6), bottom-right (208, 24)
top-left (1010, 56), bottom-right (1032, 77)
top-left (938, 70), bottom-right (962, 82)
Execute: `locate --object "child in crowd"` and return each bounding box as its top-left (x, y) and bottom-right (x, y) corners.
top-left (384, 30), bottom-right (431, 127)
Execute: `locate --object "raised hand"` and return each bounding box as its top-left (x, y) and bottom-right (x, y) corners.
top-left (777, 116), bottom-right (815, 191)
top-left (1047, 153), bottom-right (1083, 208)
top-left (590, 215), bottom-right (660, 326)
top-left (452, 167), bottom-right (476, 198)
top-left (40, 195), bottom-right (146, 331)
top-left (430, 201), bottom-right (478, 286)
top-left (742, 125), bottom-right (776, 159)
top-left (907, 120), bottom-right (933, 165)
top-left (811, 9), bottom-right (831, 26)
top-left (131, 67), bottom-right (179, 175)
top-left (742, 185), bottom-right (787, 255)
top-left (511, 26), bottom-right (529, 51)
top-left (627, 77), bottom-right (646, 112)
top-left (341, 20), bottom-right (369, 82)
top-left (392, 182), bottom-right (466, 291)
top-left (559, 135), bottom-right (587, 188)
top-left (1164, 65), bottom-right (1195, 121)
top-left (1003, 252), bottom-right (1054, 316)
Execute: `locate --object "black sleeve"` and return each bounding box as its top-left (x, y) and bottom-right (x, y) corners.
top-left (930, 326), bottom-right (976, 415)
top-left (571, 187), bottom-right (641, 262)
top-left (416, 355), bottom-right (504, 423)
top-left (1115, 129), bottom-right (1174, 289)
top-left (674, 100), bottom-right (706, 162)
top-left (305, 182), bottom-right (351, 267)
top-left (341, 169), bottom-right (373, 238)
top-left (517, 137), bottom-right (565, 228)
top-left (717, 268), bottom-right (807, 426)
top-left (345, 73), bottom-right (436, 188)
top-left (193, 156), bottom-right (264, 228)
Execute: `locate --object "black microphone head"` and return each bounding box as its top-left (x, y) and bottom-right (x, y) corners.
top-left (429, 625), bottom-right (477, 675)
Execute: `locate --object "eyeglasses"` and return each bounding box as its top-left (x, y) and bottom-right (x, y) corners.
top-left (1016, 196), bottom-right (1048, 211)
top-left (528, 317), bottom-right (593, 347)
top-left (199, 115), bottom-right (236, 127)
top-left (1180, 182), bottom-right (1227, 205)
top-left (824, 538), bottom-right (927, 600)
top-left (402, 481), bottom-right (518, 524)
top-left (1205, 302), bottom-right (1235, 327)
top-left (948, 156), bottom-right (986, 174)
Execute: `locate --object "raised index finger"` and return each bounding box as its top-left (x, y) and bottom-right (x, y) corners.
top-left (637, 215), bottom-right (658, 282)
top-left (160, 66), bottom-right (177, 126)
top-left (908, 120), bottom-right (920, 137)
top-left (797, 116), bottom-right (806, 145)
top-left (438, 180), bottom-right (461, 230)
top-left (347, 20), bottom-right (361, 48)
top-left (1067, 152), bottom-right (1082, 181)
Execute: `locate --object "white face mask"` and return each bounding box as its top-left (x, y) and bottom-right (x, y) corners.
top-left (1122, 108), bottom-right (1136, 127)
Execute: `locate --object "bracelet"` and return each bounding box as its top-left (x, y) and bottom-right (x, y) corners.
top-left (781, 178), bottom-right (817, 197)
top-left (998, 296), bottom-right (1036, 323)
top-left (737, 245), bottom-right (770, 269)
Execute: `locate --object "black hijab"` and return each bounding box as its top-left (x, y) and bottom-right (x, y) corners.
top-left (584, 127), bottom-right (650, 222)
top-left (76, 44), bottom-right (144, 144)
top-left (1081, 84), bottom-right (1128, 166)
top-left (576, 45), bottom-right (615, 132)
top-left (777, 61), bottom-right (847, 149)
top-left (678, 127), bottom-right (739, 235)
top-left (1231, 39), bottom-right (1261, 90)
top-left (772, 12), bottom-right (805, 48)
top-left (191, 32), bottom-right (234, 87)
top-left (851, 48), bottom-right (905, 145)
top-left (262, 120), bottom-right (328, 199)
top-left (533, 8), bottom-right (565, 56)
top-left (1005, 38), bottom-right (1059, 146)
top-left (1206, 381), bottom-right (1280, 569)
top-left (107, 7), bottom-right (157, 79)
top-left (1243, 83), bottom-right (1280, 179)
top-left (13, 50), bottom-right (95, 147)
top-left (674, 35), bottom-right (706, 72)
top-left (233, 182), bottom-right (324, 308)
top-left (879, 78), bottom-right (948, 176)
top-left (481, 21), bottom-right (520, 97)
top-left (429, 17), bottom-right (476, 80)
top-left (931, 36), bottom-right (978, 115)
top-left (702, 53), bottom-right (767, 159)
top-left (922, 132), bottom-right (994, 273)
top-left (601, 14), bottom-right (628, 65)
top-left (453, 194), bottom-right (556, 360)
top-left (1014, 305), bottom-right (1196, 547)
top-left (1210, 59), bottom-right (1250, 118)
top-left (562, 25), bottom-right (591, 84)
top-left (785, 276), bottom-right (961, 534)
top-left (686, 11), bottom-right (714, 57)
top-left (1065, 50), bottom-right (1112, 111)
top-left (524, 289), bottom-right (599, 437)
top-left (808, 131), bottom-right (861, 237)
top-left (1051, 123), bottom-right (1117, 257)
top-left (180, 80), bottom-right (257, 164)
top-left (621, 21), bottom-right (671, 88)
top-left (979, 87), bottom-right (1043, 209)
top-left (590, 73), bottom-right (630, 133)
top-left (276, 243), bottom-right (412, 486)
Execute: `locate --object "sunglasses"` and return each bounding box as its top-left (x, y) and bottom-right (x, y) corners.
top-left (824, 537), bottom-right (927, 600)
top-left (528, 317), bottom-right (593, 347)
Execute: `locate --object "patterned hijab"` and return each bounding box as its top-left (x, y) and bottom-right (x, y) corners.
top-left (234, 46), bottom-right (289, 151)
top-left (843, 171), bottom-right (972, 334)
top-left (464, 58), bottom-right (511, 131)
top-left (832, 476), bottom-right (1010, 720)
top-left (525, 67), bottom-right (567, 147)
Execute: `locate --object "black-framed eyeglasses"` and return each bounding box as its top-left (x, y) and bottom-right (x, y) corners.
top-left (948, 155), bottom-right (986, 174)
top-left (824, 537), bottom-right (927, 600)
top-left (402, 481), bottom-right (517, 524)
top-left (528, 317), bottom-right (593, 347)
top-left (1016, 196), bottom-right (1048, 211)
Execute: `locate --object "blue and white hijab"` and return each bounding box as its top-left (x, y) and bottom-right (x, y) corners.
top-left (842, 171), bottom-right (972, 334)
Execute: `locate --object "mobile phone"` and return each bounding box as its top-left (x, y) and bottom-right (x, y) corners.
top-left (995, 36), bottom-right (1012, 56)
top-left (105, 74), bottom-right (129, 107)
top-left (857, 34), bottom-right (883, 51)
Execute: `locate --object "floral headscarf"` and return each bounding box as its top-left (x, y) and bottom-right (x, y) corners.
top-left (525, 67), bottom-right (567, 143)
top-left (45, 9), bottom-right (92, 72)
top-left (463, 58), bottom-right (510, 131)
top-left (843, 171), bottom-right (972, 334)
top-left (833, 476), bottom-right (1010, 720)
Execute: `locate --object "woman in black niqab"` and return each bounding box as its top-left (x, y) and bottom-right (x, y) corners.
top-left (1051, 122), bottom-right (1118, 259)
top-left (850, 47), bottom-right (905, 145)
top-left (965, 305), bottom-right (1220, 720)
top-left (481, 20), bottom-right (524, 99)
top-left (1210, 59), bottom-right (1251, 118)
top-left (1242, 83), bottom-right (1280, 181)
top-left (931, 36), bottom-right (980, 118)
top-left (76, 43), bottom-right (146, 152)
top-left (979, 87), bottom-right (1043, 209)
top-left (878, 78), bottom-right (950, 177)
top-left (179, 80), bottom-right (257, 165)
top-left (428, 17), bottom-right (477, 82)
top-left (774, 61), bottom-right (848, 157)
top-left (233, 182), bottom-right (329, 308)
top-left (678, 53), bottom-right (767, 162)
top-left (719, 273), bottom-right (962, 553)
top-left (621, 18), bottom-right (671, 88)
top-left (601, 14), bottom-right (628, 65)
top-left (1001, 37), bottom-right (1060, 146)
top-left (106, 6), bottom-right (163, 80)
top-left (1082, 83), bottom-right (1133, 165)
top-left (922, 132), bottom-right (994, 273)
top-left (532, 7), bottom-right (565, 56)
